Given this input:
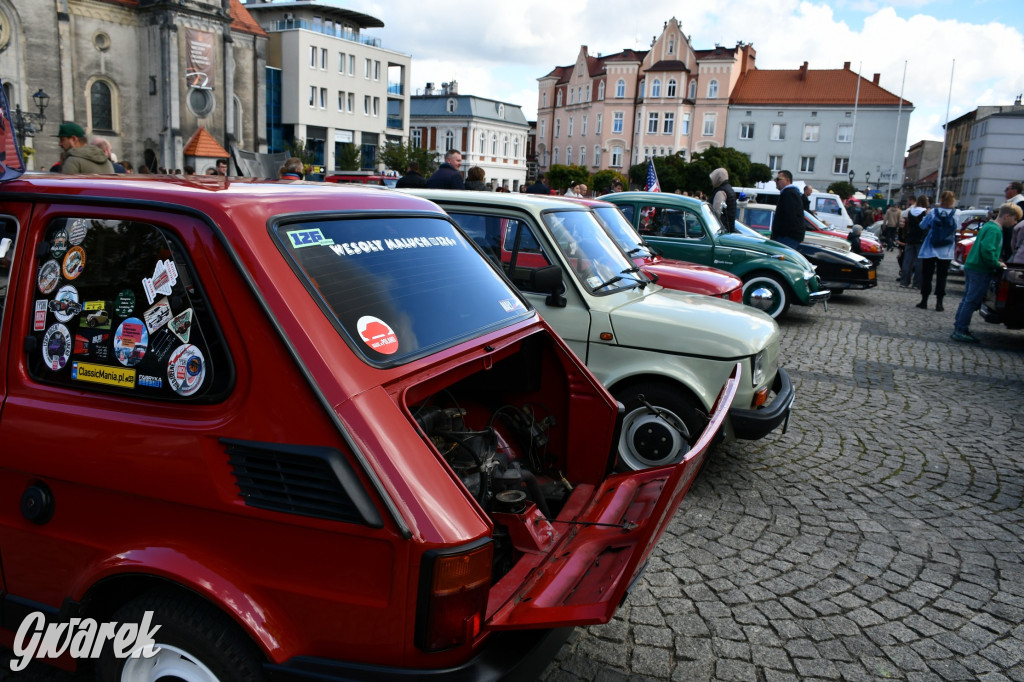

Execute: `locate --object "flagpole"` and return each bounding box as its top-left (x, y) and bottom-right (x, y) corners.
top-left (887, 60), bottom-right (907, 204)
top-left (849, 62), bottom-right (862, 188)
top-left (936, 59), bottom-right (955, 198)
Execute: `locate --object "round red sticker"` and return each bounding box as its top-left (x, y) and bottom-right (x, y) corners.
top-left (356, 315), bottom-right (399, 355)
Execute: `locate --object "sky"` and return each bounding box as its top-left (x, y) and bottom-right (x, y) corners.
top-left (331, 0), bottom-right (1024, 150)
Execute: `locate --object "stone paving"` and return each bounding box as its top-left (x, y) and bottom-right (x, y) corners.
top-left (542, 254), bottom-right (1024, 681)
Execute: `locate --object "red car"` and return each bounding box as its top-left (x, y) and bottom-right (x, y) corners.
top-left (805, 211), bottom-right (884, 263)
top-left (559, 197), bottom-right (744, 301)
top-left (0, 172), bottom-right (737, 679)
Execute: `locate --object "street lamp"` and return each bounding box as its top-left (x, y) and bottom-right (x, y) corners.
top-left (865, 171), bottom-right (871, 194)
top-left (848, 169), bottom-right (854, 185)
top-left (13, 88), bottom-right (50, 141)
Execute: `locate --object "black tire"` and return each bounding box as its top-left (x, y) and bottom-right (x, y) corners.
top-left (742, 273), bottom-right (791, 319)
top-left (96, 588), bottom-right (265, 682)
top-left (614, 383), bottom-right (705, 471)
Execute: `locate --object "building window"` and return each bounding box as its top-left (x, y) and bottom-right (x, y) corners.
top-left (553, 147), bottom-right (559, 165)
top-left (586, 84), bottom-right (591, 101)
top-left (319, 88), bottom-right (327, 109)
top-left (681, 113), bottom-right (690, 135)
top-left (611, 145), bottom-right (623, 167)
top-left (800, 156), bottom-right (815, 173)
top-left (566, 146), bottom-right (573, 164)
top-left (582, 115), bottom-right (588, 136)
top-left (702, 113), bottom-right (716, 136)
top-left (411, 129), bottom-right (422, 148)
top-left (446, 98), bottom-right (457, 113)
top-left (309, 86), bottom-right (316, 107)
top-left (596, 113), bottom-right (603, 134)
top-left (555, 119), bottom-right (560, 138)
top-left (513, 137), bottom-right (520, 157)
top-left (833, 157), bottom-right (849, 174)
top-left (478, 132), bottom-right (485, 153)
top-left (613, 112), bottom-right (623, 134)
top-left (320, 48), bottom-right (327, 70)
top-left (364, 58), bottom-right (371, 78)
top-left (491, 134), bottom-right (497, 155)
top-left (569, 89), bottom-right (574, 105)
top-left (498, 103), bottom-right (505, 118)
top-left (668, 38), bottom-right (675, 54)
top-left (348, 55), bottom-right (355, 75)
top-left (90, 81), bottom-right (113, 131)
top-left (803, 124), bottom-right (820, 142)
top-left (580, 145), bottom-right (586, 166)
top-left (770, 123), bottom-right (786, 140)
top-left (339, 52), bottom-right (346, 72)
top-left (337, 90), bottom-right (344, 111)
top-left (542, 91), bottom-right (548, 108)
top-left (372, 97), bottom-right (379, 116)
top-left (568, 116), bottom-right (574, 137)
top-left (363, 95), bottom-right (370, 115)
top-left (374, 61), bottom-right (380, 80)
top-left (667, 79), bottom-right (677, 97)
top-left (664, 113), bottom-right (674, 135)
top-left (347, 93), bottom-right (354, 112)
top-left (647, 112), bottom-right (659, 134)
top-left (707, 80), bottom-right (718, 98)
top-left (688, 80), bottom-right (696, 99)
top-left (310, 45), bottom-right (317, 68)
top-left (639, 80), bottom-right (645, 99)
top-left (594, 145), bottom-right (601, 166)
top-left (837, 124), bottom-right (852, 142)
top-left (616, 79), bottom-right (626, 98)
top-left (445, 131), bottom-right (455, 150)
top-left (598, 81), bottom-right (605, 100)
top-left (652, 79), bottom-right (661, 97)
top-left (768, 155), bottom-right (783, 171)
top-left (740, 123), bottom-right (755, 140)
top-left (557, 90), bottom-right (563, 106)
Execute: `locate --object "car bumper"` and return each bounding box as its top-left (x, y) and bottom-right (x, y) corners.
top-left (820, 278), bottom-right (878, 291)
top-left (729, 367), bottom-right (794, 440)
top-left (862, 252), bottom-right (884, 264)
top-left (265, 627), bottom-right (574, 682)
top-left (808, 289), bottom-right (832, 305)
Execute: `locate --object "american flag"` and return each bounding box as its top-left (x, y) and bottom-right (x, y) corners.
top-left (645, 157), bottom-right (661, 192)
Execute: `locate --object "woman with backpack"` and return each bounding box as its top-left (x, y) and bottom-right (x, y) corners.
top-left (915, 190), bottom-right (958, 311)
top-left (900, 195), bottom-right (930, 288)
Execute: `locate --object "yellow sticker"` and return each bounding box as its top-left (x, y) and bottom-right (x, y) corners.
top-left (71, 361), bottom-right (136, 389)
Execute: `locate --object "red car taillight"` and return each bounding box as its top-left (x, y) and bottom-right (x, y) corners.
top-left (726, 288), bottom-right (743, 303)
top-left (415, 539), bottom-right (493, 652)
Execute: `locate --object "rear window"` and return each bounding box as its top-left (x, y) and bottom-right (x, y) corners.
top-left (275, 216), bottom-right (530, 365)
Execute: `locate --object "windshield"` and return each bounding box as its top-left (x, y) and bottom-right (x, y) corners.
top-left (541, 210), bottom-right (643, 294)
top-left (733, 220), bottom-right (767, 240)
top-left (700, 202), bottom-right (726, 236)
top-left (591, 206), bottom-right (653, 259)
top-left (276, 216), bottom-right (529, 365)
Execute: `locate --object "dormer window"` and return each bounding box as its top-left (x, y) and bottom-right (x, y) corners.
top-left (497, 103), bottom-right (505, 118)
top-left (446, 98), bottom-right (457, 113)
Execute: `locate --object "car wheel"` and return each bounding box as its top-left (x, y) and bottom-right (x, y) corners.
top-left (97, 588), bottom-right (265, 682)
top-left (614, 384), bottom-right (705, 471)
top-left (742, 273), bottom-right (790, 319)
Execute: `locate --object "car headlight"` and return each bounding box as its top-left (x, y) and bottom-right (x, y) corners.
top-left (751, 351), bottom-right (765, 387)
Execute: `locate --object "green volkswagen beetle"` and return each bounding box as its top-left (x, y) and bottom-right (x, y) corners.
top-left (602, 192), bottom-right (830, 318)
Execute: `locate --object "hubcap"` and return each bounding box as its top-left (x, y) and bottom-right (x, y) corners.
top-left (748, 285), bottom-right (776, 312)
top-left (620, 407), bottom-right (690, 469)
top-left (119, 644), bottom-right (220, 682)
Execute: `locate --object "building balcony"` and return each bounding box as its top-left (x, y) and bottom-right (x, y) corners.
top-left (263, 19), bottom-right (381, 47)
top-left (386, 116), bottom-right (404, 130)
top-left (388, 82), bottom-right (404, 96)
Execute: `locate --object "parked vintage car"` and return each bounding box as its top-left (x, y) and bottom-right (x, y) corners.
top-left (406, 189), bottom-right (793, 472)
top-left (602, 191), bottom-right (830, 319)
top-left (981, 265), bottom-right (1024, 329)
top-left (735, 205), bottom-right (878, 293)
top-left (0, 172), bottom-right (740, 680)
top-left (561, 196), bottom-right (744, 302)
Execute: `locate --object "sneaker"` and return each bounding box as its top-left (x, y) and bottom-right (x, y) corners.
top-left (950, 331), bottom-right (979, 343)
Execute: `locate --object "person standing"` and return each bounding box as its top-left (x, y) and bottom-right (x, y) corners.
top-left (90, 136), bottom-right (126, 173)
top-left (395, 161), bottom-right (427, 188)
top-left (709, 167), bottom-right (737, 231)
top-left (278, 157), bottom-right (304, 180)
top-left (951, 202), bottom-right (1018, 342)
top-left (426, 149), bottom-right (465, 189)
top-left (802, 185), bottom-right (813, 213)
top-left (563, 182), bottom-right (582, 198)
top-left (464, 166), bottom-right (487, 191)
top-left (882, 203), bottom-right (902, 251)
top-left (1000, 181), bottom-right (1024, 259)
top-left (899, 195), bottom-right (930, 288)
top-left (213, 158), bottom-right (229, 176)
top-left (771, 170), bottom-right (804, 249)
top-left (57, 122), bottom-right (114, 174)
top-left (916, 190), bottom-right (958, 311)
top-left (525, 172), bottom-right (551, 195)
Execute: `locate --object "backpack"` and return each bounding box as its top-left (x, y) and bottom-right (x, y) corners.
top-left (928, 209), bottom-right (957, 248)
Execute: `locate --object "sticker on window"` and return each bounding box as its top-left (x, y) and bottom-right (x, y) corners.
top-left (142, 259), bottom-right (178, 305)
top-left (144, 297), bottom-right (172, 333)
top-left (169, 308), bottom-right (193, 343)
top-left (33, 300), bottom-right (48, 331)
top-left (114, 317), bottom-right (149, 367)
top-left (51, 229), bottom-right (69, 259)
top-left (498, 298), bottom-right (525, 313)
top-left (71, 361), bottom-right (135, 389)
top-left (62, 246), bottom-right (86, 280)
top-left (37, 260), bottom-right (61, 295)
top-left (357, 315), bottom-right (399, 355)
top-left (68, 219), bottom-right (89, 245)
top-left (49, 285), bottom-right (82, 323)
top-left (286, 228), bottom-right (335, 249)
top-left (74, 332), bottom-right (112, 361)
top-left (42, 323), bottom-right (72, 371)
top-left (167, 344), bottom-right (205, 397)
top-left (115, 290), bottom-right (136, 317)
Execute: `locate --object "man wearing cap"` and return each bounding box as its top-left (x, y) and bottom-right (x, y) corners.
top-left (57, 122), bottom-right (114, 174)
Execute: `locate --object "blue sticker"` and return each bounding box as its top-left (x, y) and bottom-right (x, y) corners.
top-left (286, 228), bottom-right (334, 249)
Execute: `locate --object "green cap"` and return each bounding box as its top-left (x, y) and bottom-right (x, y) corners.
top-left (56, 121), bottom-right (86, 139)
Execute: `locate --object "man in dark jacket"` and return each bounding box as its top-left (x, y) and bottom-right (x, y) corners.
top-left (426, 150), bottom-right (464, 189)
top-left (57, 122), bottom-right (114, 174)
top-left (771, 170), bottom-right (804, 249)
top-left (524, 172), bottom-right (551, 195)
top-left (709, 167), bottom-right (737, 231)
top-left (395, 161), bottom-right (427, 188)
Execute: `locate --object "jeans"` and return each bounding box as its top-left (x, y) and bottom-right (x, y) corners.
top-left (775, 236), bottom-right (802, 250)
top-left (900, 245), bottom-right (921, 286)
top-left (954, 269), bottom-right (992, 333)
top-left (919, 257), bottom-right (950, 300)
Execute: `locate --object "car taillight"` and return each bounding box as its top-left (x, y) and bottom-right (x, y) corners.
top-left (415, 539), bottom-right (493, 652)
top-left (727, 288), bottom-right (743, 303)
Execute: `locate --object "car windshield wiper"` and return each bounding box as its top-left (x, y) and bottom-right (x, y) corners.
top-left (594, 268), bottom-right (647, 292)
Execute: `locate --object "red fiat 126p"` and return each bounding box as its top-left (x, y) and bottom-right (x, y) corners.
top-left (0, 163), bottom-right (737, 679)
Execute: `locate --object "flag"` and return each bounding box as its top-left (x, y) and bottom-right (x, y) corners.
top-left (0, 78), bottom-right (27, 181)
top-left (645, 157), bottom-right (660, 192)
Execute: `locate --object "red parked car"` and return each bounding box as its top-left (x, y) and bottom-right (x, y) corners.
top-left (560, 197), bottom-right (744, 302)
top-left (0, 172), bottom-right (737, 679)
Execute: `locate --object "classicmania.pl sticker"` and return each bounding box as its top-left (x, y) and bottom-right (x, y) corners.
top-left (62, 246), bottom-right (86, 280)
top-left (37, 260), bottom-right (61, 295)
top-left (42, 323), bottom-right (72, 371)
top-left (167, 344), bottom-right (205, 396)
top-left (356, 315), bottom-right (399, 355)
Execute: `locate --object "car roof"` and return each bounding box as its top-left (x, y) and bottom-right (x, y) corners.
top-left (403, 188), bottom-right (593, 212)
top-left (599, 191), bottom-right (705, 208)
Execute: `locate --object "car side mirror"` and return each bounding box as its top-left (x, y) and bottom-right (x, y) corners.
top-left (531, 264), bottom-right (566, 307)
top-left (0, 237), bottom-right (11, 259)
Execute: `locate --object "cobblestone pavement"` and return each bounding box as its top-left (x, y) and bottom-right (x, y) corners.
top-left (4, 256), bottom-right (1023, 681)
top-left (542, 254), bottom-right (1024, 681)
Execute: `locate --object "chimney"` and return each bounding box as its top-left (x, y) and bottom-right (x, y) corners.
top-left (843, 61), bottom-right (851, 70)
top-left (872, 73), bottom-right (880, 85)
top-left (799, 61), bottom-right (808, 81)
top-left (448, 80), bottom-right (458, 95)
top-left (425, 82), bottom-right (434, 95)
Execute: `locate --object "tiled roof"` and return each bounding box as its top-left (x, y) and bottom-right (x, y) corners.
top-left (731, 67), bottom-right (911, 107)
top-left (230, 0), bottom-right (266, 36)
top-left (646, 60), bottom-right (690, 73)
top-left (546, 49), bottom-right (647, 85)
top-left (183, 127), bottom-right (229, 158)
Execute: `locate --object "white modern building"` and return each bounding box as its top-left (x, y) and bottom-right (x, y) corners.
top-left (244, 0), bottom-right (410, 172)
top-left (953, 105), bottom-right (1024, 209)
top-left (410, 82), bottom-right (530, 191)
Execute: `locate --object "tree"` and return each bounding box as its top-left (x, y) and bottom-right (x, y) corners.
top-left (379, 141), bottom-right (438, 176)
top-left (335, 143), bottom-right (361, 171)
top-left (748, 163), bottom-right (772, 185)
top-left (546, 164), bottom-right (590, 193)
top-left (285, 139), bottom-right (317, 175)
top-left (591, 169), bottom-right (628, 195)
top-left (827, 181), bottom-right (856, 201)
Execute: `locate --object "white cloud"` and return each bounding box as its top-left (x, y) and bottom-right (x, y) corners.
top-left (347, 0), bottom-right (1024, 148)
